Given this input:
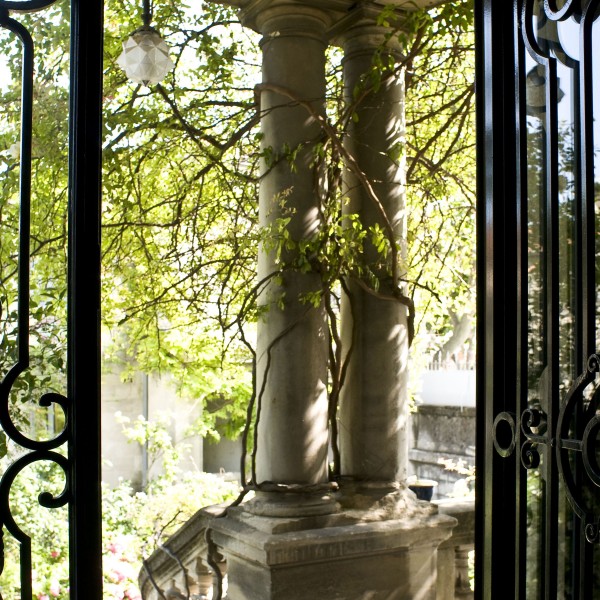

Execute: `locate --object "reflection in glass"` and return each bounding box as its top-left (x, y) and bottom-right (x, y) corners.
top-left (526, 466), bottom-right (544, 599)
top-left (525, 29), bottom-right (546, 593)
top-left (518, 0), bottom-right (600, 596)
top-left (524, 2), bottom-right (580, 596)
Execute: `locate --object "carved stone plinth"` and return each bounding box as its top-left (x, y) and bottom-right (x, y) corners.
top-left (209, 489), bottom-right (456, 600)
top-left (435, 498), bottom-right (475, 600)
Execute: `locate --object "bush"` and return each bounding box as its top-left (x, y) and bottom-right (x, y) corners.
top-left (0, 466), bottom-right (239, 599)
top-left (102, 472), bottom-right (239, 600)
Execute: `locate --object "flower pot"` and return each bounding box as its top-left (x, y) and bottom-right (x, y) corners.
top-left (408, 479), bottom-right (438, 502)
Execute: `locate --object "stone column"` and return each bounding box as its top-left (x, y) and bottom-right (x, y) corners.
top-left (247, 2), bottom-right (331, 499)
top-left (336, 18), bottom-right (410, 485)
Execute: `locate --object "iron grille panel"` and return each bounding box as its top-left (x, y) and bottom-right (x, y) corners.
top-left (0, 1), bottom-right (102, 597)
top-left (479, 0), bottom-right (600, 597)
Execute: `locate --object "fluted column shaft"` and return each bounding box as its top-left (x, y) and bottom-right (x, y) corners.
top-left (338, 24), bottom-right (409, 483)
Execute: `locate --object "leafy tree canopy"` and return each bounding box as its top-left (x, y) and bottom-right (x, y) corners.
top-left (0, 0), bottom-right (475, 439)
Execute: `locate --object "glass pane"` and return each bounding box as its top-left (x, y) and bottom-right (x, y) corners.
top-left (521, 1), bottom-right (600, 596)
top-left (555, 19), bottom-right (578, 600)
top-left (523, 2), bottom-right (581, 597)
top-left (524, 19), bottom-right (546, 593)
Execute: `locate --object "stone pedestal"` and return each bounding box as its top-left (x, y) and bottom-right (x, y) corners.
top-left (210, 490), bottom-right (456, 600)
top-left (434, 499), bottom-right (475, 600)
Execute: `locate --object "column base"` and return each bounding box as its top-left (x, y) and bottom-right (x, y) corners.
top-left (209, 488), bottom-right (456, 600)
top-left (243, 485), bottom-right (339, 517)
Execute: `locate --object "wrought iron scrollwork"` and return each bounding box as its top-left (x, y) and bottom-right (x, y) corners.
top-left (0, 1), bottom-right (58, 13)
top-left (497, 355), bottom-right (600, 544)
top-left (555, 354), bottom-right (600, 543)
top-left (544, 0), bottom-right (581, 20)
top-left (492, 405), bottom-right (548, 469)
top-left (520, 406), bottom-right (547, 469)
top-left (495, 354), bottom-right (600, 545)
top-left (0, 451), bottom-right (69, 597)
top-left (520, 440), bottom-right (541, 469)
top-left (0, 1), bottom-right (68, 596)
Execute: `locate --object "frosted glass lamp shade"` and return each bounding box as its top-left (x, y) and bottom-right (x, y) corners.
top-left (117, 27), bottom-right (174, 86)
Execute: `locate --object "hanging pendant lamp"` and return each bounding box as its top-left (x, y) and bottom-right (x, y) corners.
top-left (117, 0), bottom-right (174, 86)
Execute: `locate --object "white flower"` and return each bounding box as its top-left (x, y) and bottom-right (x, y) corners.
top-left (8, 142), bottom-right (20, 160)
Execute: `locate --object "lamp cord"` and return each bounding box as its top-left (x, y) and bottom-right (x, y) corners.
top-left (142, 0), bottom-right (151, 27)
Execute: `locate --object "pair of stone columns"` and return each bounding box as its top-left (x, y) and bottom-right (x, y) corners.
top-left (207, 5), bottom-right (457, 599)
top-left (248, 0), bottom-right (410, 503)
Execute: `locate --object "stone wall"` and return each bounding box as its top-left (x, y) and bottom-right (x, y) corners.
top-left (101, 367), bottom-right (204, 489)
top-left (409, 405), bottom-right (476, 499)
top-left (102, 367), bottom-right (475, 500)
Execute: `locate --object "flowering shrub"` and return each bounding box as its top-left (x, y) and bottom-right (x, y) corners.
top-left (100, 472), bottom-right (239, 599)
top-left (0, 460), bottom-right (70, 600)
top-left (0, 467), bottom-right (238, 599)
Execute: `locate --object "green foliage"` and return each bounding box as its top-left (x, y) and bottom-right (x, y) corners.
top-left (101, 421), bottom-right (239, 599)
top-left (101, 473), bottom-right (238, 600)
top-left (2, 1), bottom-right (260, 437)
top-left (100, 2), bottom-right (261, 428)
top-left (0, 0), bottom-right (477, 593)
top-left (0, 455), bottom-right (238, 599)
top-left (0, 458), bottom-right (70, 600)
top-left (0, 3), bottom-right (70, 435)
top-left (1, 0), bottom-right (476, 427)
top-left (404, 1), bottom-right (476, 368)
